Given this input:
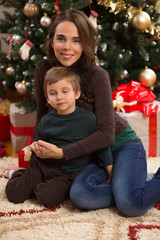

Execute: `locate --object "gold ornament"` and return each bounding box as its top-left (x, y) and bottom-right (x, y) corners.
top-left (16, 81), bottom-right (27, 94)
top-left (40, 13), bottom-right (51, 27)
top-left (6, 65), bottom-right (15, 75)
top-left (24, 1), bottom-right (40, 18)
top-left (138, 67), bottom-right (157, 87)
top-left (132, 11), bottom-right (151, 31)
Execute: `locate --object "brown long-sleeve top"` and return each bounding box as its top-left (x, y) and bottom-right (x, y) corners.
top-left (34, 58), bottom-right (128, 161)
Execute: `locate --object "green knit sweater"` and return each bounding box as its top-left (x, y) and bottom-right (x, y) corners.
top-left (35, 107), bottom-right (113, 174)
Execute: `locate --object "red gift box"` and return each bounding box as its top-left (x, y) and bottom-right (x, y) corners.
top-left (112, 80), bottom-right (157, 117)
top-left (0, 114), bottom-right (10, 140)
top-left (18, 146), bottom-right (31, 168)
top-left (112, 90), bottom-right (138, 112)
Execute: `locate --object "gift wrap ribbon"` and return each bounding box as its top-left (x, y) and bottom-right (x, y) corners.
top-left (113, 80), bottom-right (158, 117)
top-left (11, 124), bottom-right (34, 145)
top-left (149, 111), bottom-right (157, 157)
top-left (11, 124), bottom-right (34, 136)
top-left (113, 80), bottom-right (159, 157)
top-left (22, 146), bottom-right (31, 161)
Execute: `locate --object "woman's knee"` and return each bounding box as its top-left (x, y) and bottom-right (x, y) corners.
top-left (70, 182), bottom-right (88, 209)
top-left (115, 196), bottom-right (147, 217)
top-left (70, 181), bottom-right (113, 210)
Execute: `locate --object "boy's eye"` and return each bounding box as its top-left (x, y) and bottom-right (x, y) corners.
top-left (63, 90), bottom-right (68, 94)
top-left (50, 92), bottom-right (56, 96)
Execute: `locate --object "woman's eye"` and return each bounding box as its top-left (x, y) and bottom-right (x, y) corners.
top-left (57, 37), bottom-right (64, 41)
top-left (73, 38), bottom-right (80, 43)
top-left (74, 40), bottom-right (79, 43)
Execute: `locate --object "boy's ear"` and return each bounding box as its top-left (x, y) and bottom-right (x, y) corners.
top-left (46, 98), bottom-right (51, 107)
top-left (45, 94), bottom-right (49, 102)
top-left (75, 90), bottom-right (81, 100)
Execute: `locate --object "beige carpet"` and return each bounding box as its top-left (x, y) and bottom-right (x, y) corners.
top-left (0, 157), bottom-right (160, 240)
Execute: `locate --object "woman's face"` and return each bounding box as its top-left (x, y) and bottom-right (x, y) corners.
top-left (52, 21), bottom-right (83, 66)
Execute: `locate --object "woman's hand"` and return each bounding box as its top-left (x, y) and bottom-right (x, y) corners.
top-left (30, 140), bottom-right (64, 159)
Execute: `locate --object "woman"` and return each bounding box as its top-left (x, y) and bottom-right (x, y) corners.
top-left (31, 9), bottom-right (160, 217)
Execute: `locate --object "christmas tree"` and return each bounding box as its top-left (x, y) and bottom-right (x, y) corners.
top-left (0, 0), bottom-right (160, 112)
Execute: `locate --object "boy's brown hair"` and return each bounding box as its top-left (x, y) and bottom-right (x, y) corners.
top-left (44, 66), bottom-right (81, 99)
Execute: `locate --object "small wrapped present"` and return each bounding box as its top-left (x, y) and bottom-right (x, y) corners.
top-left (0, 98), bottom-right (11, 115)
top-left (0, 147), bottom-right (6, 157)
top-left (112, 80), bottom-right (156, 116)
top-left (118, 100), bottom-right (160, 157)
top-left (18, 146), bottom-right (31, 168)
top-left (0, 114), bottom-right (10, 140)
top-left (10, 103), bottom-right (36, 152)
top-left (0, 98), bottom-right (11, 140)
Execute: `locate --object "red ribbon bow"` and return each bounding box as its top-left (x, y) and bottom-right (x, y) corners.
top-left (113, 80), bottom-right (158, 117)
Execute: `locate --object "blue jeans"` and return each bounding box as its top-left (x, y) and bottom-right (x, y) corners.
top-left (70, 139), bottom-right (160, 217)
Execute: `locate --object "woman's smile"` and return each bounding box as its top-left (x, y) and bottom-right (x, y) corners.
top-left (52, 21), bottom-right (83, 66)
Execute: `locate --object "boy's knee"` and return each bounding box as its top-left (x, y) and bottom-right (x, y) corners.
top-left (5, 185), bottom-right (25, 204)
top-left (35, 183), bottom-right (60, 208)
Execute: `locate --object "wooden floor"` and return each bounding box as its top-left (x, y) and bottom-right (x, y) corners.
top-left (3, 140), bottom-right (18, 158)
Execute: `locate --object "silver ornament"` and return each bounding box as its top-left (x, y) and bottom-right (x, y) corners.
top-left (40, 14), bottom-right (51, 27)
top-left (12, 34), bottom-right (21, 44)
top-left (16, 81), bottom-right (27, 94)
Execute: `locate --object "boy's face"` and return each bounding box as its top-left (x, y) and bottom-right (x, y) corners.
top-left (46, 78), bottom-right (80, 115)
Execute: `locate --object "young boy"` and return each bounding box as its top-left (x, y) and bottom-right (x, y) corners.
top-left (5, 66), bottom-right (113, 208)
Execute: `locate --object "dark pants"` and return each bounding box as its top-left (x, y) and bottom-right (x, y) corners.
top-left (5, 154), bottom-right (78, 208)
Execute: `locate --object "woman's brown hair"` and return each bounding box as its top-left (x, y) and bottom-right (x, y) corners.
top-left (45, 9), bottom-right (98, 69)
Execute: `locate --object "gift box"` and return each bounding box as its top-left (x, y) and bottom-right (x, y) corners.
top-left (18, 146), bottom-right (31, 168)
top-left (0, 98), bottom-right (11, 140)
top-left (10, 103), bottom-right (36, 152)
top-left (112, 80), bottom-right (156, 115)
top-left (117, 100), bottom-right (160, 157)
top-left (112, 90), bottom-right (138, 112)
top-left (0, 114), bottom-right (10, 140)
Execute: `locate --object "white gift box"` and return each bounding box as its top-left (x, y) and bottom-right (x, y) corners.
top-left (117, 100), bottom-right (160, 157)
top-left (10, 103), bottom-right (36, 152)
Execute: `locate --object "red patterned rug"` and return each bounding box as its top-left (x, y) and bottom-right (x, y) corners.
top-left (0, 156), bottom-right (160, 240)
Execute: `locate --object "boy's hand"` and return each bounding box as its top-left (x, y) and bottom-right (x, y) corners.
top-left (105, 165), bottom-right (113, 183)
top-left (30, 140), bottom-right (64, 159)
